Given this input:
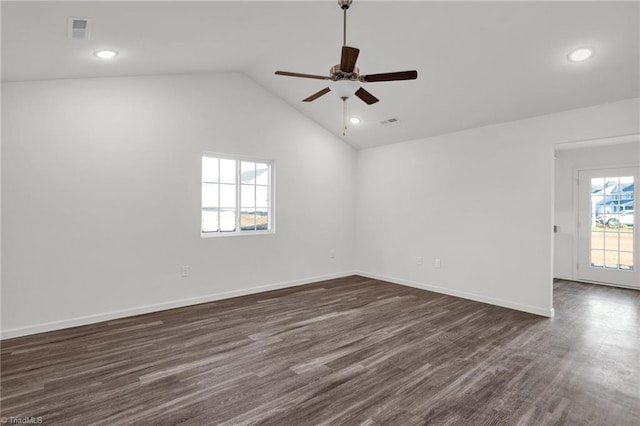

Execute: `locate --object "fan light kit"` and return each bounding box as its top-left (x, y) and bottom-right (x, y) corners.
top-left (275, 0), bottom-right (417, 136)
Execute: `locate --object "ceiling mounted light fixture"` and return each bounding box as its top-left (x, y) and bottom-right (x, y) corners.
top-left (567, 47), bottom-right (595, 62)
top-left (94, 49), bottom-right (118, 59)
top-left (329, 80), bottom-right (361, 99)
top-left (350, 117), bottom-right (361, 125)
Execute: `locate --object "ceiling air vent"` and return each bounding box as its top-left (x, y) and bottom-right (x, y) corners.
top-left (67, 18), bottom-right (91, 40)
top-left (380, 118), bottom-right (399, 125)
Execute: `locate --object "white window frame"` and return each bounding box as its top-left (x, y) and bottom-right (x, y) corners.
top-left (201, 152), bottom-right (275, 238)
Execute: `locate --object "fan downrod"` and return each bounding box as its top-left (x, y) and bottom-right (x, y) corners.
top-left (339, 0), bottom-right (353, 46)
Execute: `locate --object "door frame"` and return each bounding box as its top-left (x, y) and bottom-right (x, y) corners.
top-left (573, 165), bottom-right (639, 288)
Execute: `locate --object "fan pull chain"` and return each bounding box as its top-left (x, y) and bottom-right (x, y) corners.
top-left (342, 98), bottom-right (347, 137)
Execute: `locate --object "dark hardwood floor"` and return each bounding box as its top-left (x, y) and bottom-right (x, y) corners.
top-left (1, 276), bottom-right (639, 425)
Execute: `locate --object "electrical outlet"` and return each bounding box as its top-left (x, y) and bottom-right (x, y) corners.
top-left (181, 265), bottom-right (190, 278)
top-left (416, 256), bottom-right (423, 266)
top-left (434, 259), bottom-right (441, 268)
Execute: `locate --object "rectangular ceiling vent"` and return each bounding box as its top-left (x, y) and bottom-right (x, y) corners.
top-left (380, 118), bottom-right (399, 125)
top-left (67, 17), bottom-right (91, 40)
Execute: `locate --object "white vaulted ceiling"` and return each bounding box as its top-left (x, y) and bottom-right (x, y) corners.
top-left (2, 1), bottom-right (639, 149)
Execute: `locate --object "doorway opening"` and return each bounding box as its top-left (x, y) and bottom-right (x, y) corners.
top-left (554, 135), bottom-right (639, 290)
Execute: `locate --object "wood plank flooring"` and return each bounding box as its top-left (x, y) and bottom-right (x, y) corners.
top-left (1, 276), bottom-right (639, 425)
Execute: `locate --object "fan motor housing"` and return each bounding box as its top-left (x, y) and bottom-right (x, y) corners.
top-left (331, 64), bottom-right (360, 80)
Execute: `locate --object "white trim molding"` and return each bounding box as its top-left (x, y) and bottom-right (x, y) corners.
top-left (356, 271), bottom-right (555, 318)
top-left (2, 270), bottom-right (557, 340)
top-left (0, 271), bottom-right (356, 340)
top-left (555, 133), bottom-right (640, 151)
top-left (553, 274), bottom-right (574, 281)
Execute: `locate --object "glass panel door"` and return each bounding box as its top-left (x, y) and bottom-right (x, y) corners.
top-left (578, 167), bottom-right (639, 288)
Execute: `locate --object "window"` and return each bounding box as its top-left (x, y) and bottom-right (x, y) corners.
top-left (201, 154), bottom-right (274, 236)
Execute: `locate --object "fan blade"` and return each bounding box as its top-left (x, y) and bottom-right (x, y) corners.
top-left (340, 46), bottom-right (360, 73)
top-left (354, 87), bottom-right (379, 105)
top-left (362, 70), bottom-right (418, 82)
top-left (275, 71), bottom-right (330, 80)
top-left (302, 87), bottom-right (331, 102)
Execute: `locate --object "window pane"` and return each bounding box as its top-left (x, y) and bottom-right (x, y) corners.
top-left (620, 230), bottom-right (634, 259)
top-left (607, 214), bottom-right (621, 228)
top-left (202, 209), bottom-right (219, 232)
top-left (620, 251), bottom-right (634, 270)
top-left (202, 183), bottom-right (219, 208)
top-left (202, 157), bottom-right (219, 183)
top-left (256, 208), bottom-right (269, 230)
top-left (591, 231), bottom-right (604, 250)
top-left (256, 163), bottom-right (269, 185)
top-left (241, 161), bottom-right (256, 184)
top-left (605, 177), bottom-right (619, 186)
top-left (219, 183), bottom-right (236, 208)
top-left (591, 178), bottom-right (604, 193)
top-left (241, 185), bottom-right (255, 208)
top-left (241, 209), bottom-right (256, 231)
top-left (256, 186), bottom-right (269, 208)
top-left (220, 209), bottom-right (236, 232)
top-left (591, 250), bottom-right (604, 267)
top-left (220, 159), bottom-right (236, 184)
top-left (600, 196), bottom-right (614, 217)
top-left (604, 250), bottom-right (619, 269)
top-left (604, 232), bottom-right (620, 251)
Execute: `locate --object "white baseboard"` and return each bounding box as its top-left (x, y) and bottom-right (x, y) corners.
top-left (356, 271), bottom-right (555, 318)
top-left (553, 274), bottom-right (574, 281)
top-left (0, 271), bottom-right (356, 340)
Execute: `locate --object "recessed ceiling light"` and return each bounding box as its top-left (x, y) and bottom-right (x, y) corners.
top-left (94, 50), bottom-right (118, 59)
top-left (350, 117), bottom-right (361, 125)
top-left (567, 47), bottom-right (594, 62)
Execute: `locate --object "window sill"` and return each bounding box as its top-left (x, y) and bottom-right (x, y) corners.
top-left (201, 230), bottom-right (275, 238)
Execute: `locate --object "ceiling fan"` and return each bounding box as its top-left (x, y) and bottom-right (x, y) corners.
top-left (274, 0), bottom-right (418, 136)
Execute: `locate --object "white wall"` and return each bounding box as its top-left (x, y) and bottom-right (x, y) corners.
top-left (356, 99), bottom-right (640, 317)
top-left (554, 140), bottom-right (640, 280)
top-left (1, 73), bottom-right (357, 338)
top-left (2, 71), bottom-right (638, 338)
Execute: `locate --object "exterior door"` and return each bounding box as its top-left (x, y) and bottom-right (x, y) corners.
top-left (578, 167), bottom-right (639, 288)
